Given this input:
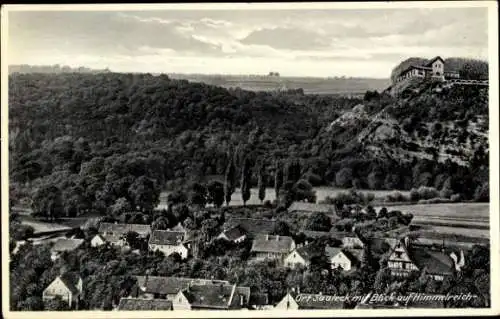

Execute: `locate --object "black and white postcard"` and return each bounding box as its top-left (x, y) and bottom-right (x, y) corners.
top-left (1, 2), bottom-right (498, 318)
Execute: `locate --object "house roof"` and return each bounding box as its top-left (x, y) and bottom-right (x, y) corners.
top-left (181, 284), bottom-right (250, 309)
top-left (343, 248), bottom-right (365, 265)
top-left (251, 234), bottom-right (295, 254)
top-left (425, 56), bottom-right (445, 66)
top-left (221, 225), bottom-right (247, 241)
top-left (58, 272), bottom-right (82, 295)
top-left (98, 223), bottom-right (151, 236)
top-left (368, 237), bottom-right (400, 255)
top-left (291, 293), bottom-right (345, 309)
top-left (136, 276), bottom-right (229, 295)
top-left (288, 202), bottom-right (337, 214)
top-left (117, 298), bottom-right (173, 310)
top-left (149, 230), bottom-right (186, 246)
top-left (225, 218), bottom-right (277, 235)
top-left (168, 223), bottom-right (187, 233)
top-left (51, 238), bottom-right (84, 252)
top-left (324, 246), bottom-right (344, 259)
top-left (409, 247), bottom-right (455, 275)
top-left (295, 244), bottom-right (324, 262)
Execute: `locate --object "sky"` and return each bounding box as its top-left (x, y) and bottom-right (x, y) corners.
top-left (7, 6), bottom-right (490, 78)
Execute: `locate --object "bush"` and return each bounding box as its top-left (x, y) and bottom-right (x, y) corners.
top-left (450, 194), bottom-right (461, 202)
top-left (417, 198), bottom-right (452, 204)
top-left (409, 186), bottom-right (440, 201)
top-left (385, 191), bottom-right (409, 202)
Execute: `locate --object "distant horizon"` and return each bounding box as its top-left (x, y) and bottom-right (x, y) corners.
top-left (7, 7), bottom-right (489, 78)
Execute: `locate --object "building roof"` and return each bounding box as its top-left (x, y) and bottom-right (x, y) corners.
top-left (251, 234), bottom-right (295, 254)
top-left (294, 244), bottom-right (324, 262)
top-left (117, 297), bottom-right (173, 310)
top-left (291, 293), bottom-right (345, 309)
top-left (221, 225), bottom-right (247, 241)
top-left (324, 246), bottom-right (344, 259)
top-left (58, 272), bottom-right (81, 295)
top-left (181, 284), bottom-right (250, 309)
top-left (343, 248), bottom-right (365, 265)
top-left (225, 218), bottom-right (277, 236)
top-left (98, 223), bottom-right (151, 236)
top-left (136, 276), bottom-right (229, 296)
top-left (409, 247), bottom-right (455, 275)
top-left (51, 238), bottom-right (84, 252)
top-left (368, 237), bottom-right (400, 255)
top-left (425, 56), bottom-right (445, 66)
top-left (149, 230), bottom-right (186, 246)
top-left (288, 202), bottom-right (337, 214)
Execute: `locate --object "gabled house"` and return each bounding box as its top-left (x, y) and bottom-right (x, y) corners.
top-left (251, 234), bottom-right (296, 261)
top-left (325, 246), bottom-right (364, 272)
top-left (217, 225), bottom-right (247, 243)
top-left (50, 238), bottom-right (84, 261)
top-left (42, 272), bottom-right (83, 308)
top-left (90, 234), bottom-right (106, 247)
top-left (117, 297), bottom-right (173, 310)
top-left (148, 230), bottom-right (190, 259)
top-left (386, 237), bottom-right (419, 276)
top-left (97, 223), bottom-right (151, 246)
top-left (284, 244), bottom-right (323, 268)
top-left (133, 275), bottom-right (230, 300)
top-left (408, 246), bottom-right (455, 281)
top-left (275, 291), bottom-right (345, 310)
top-left (172, 283), bottom-right (251, 310)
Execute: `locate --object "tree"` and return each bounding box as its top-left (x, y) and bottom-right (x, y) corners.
top-left (32, 184), bottom-right (64, 221)
top-left (257, 160), bottom-right (266, 203)
top-left (200, 219), bottom-right (219, 243)
top-left (110, 197), bottom-right (131, 217)
top-left (127, 176), bottom-right (160, 212)
top-left (335, 168), bottom-right (353, 188)
top-left (284, 159), bottom-right (301, 184)
top-left (188, 182), bottom-right (207, 207)
top-left (124, 231), bottom-right (140, 249)
top-left (240, 157), bottom-right (252, 206)
top-left (224, 157), bottom-right (236, 206)
top-left (292, 179), bottom-right (316, 203)
top-left (274, 160), bottom-right (283, 200)
top-left (272, 221), bottom-right (291, 236)
top-left (304, 212), bottom-right (331, 232)
top-left (207, 180), bottom-right (224, 208)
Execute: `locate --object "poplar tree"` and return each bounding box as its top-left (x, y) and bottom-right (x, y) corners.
top-left (224, 156), bottom-right (236, 206)
top-left (241, 157), bottom-right (252, 206)
top-left (257, 160), bottom-right (266, 203)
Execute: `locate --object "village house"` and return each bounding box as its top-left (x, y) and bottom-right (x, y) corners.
top-left (325, 246), bottom-right (364, 272)
top-left (392, 56), bottom-right (455, 84)
top-left (148, 230), bottom-right (190, 259)
top-left (90, 234), bottom-right (106, 247)
top-left (42, 272), bottom-right (83, 309)
top-left (284, 244), bottom-right (323, 268)
top-left (50, 238), bottom-right (84, 261)
top-left (96, 223), bottom-right (151, 246)
top-left (117, 297), bottom-right (173, 311)
top-left (221, 218), bottom-right (277, 239)
top-left (275, 291), bottom-right (345, 310)
top-left (172, 283), bottom-right (251, 310)
top-left (132, 275), bottom-right (230, 300)
top-left (251, 234), bottom-right (296, 261)
top-left (217, 225), bottom-right (247, 243)
top-left (384, 237), bottom-right (460, 281)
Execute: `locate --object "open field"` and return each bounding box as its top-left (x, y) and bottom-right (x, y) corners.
top-left (157, 187), bottom-right (410, 210)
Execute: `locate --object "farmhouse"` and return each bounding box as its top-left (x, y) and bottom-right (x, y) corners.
top-left (275, 291), bottom-right (345, 310)
top-left (42, 272), bottom-right (83, 309)
top-left (172, 283), bottom-right (251, 310)
top-left (117, 297), bottom-right (173, 311)
top-left (132, 276), bottom-right (230, 300)
top-left (251, 234), bottom-right (296, 261)
top-left (148, 230), bottom-right (190, 259)
top-left (217, 225), bottom-right (247, 243)
top-left (97, 223), bottom-right (151, 246)
top-left (50, 238), bottom-right (84, 261)
top-left (325, 246), bottom-right (364, 271)
top-left (284, 244), bottom-right (323, 268)
top-left (392, 56), bottom-right (455, 84)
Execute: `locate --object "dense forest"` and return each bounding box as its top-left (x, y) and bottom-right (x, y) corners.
top-left (8, 70), bottom-right (489, 218)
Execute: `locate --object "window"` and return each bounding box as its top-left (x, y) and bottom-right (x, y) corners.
top-left (395, 252), bottom-right (402, 258)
